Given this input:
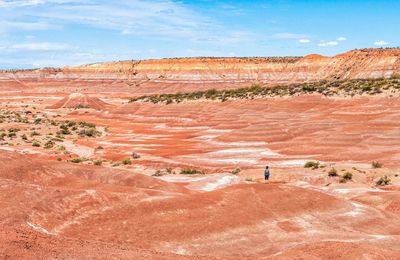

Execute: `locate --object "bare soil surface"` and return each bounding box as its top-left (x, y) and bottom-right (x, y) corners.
top-left (1, 65), bottom-right (400, 258)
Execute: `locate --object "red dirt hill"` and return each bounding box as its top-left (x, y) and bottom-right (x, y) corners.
top-left (48, 93), bottom-right (110, 110)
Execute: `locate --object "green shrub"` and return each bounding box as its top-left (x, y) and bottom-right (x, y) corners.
top-left (79, 128), bottom-right (98, 137)
top-left (32, 141), bottom-right (41, 147)
top-left (152, 170), bottom-right (165, 177)
top-left (372, 161), bottom-right (383, 169)
top-left (7, 132), bottom-right (16, 138)
top-left (44, 140), bottom-right (55, 149)
top-left (304, 161), bottom-right (320, 169)
top-left (180, 169), bottom-right (205, 175)
top-left (30, 131), bottom-right (40, 137)
top-left (56, 145), bottom-right (66, 151)
top-left (231, 168), bottom-right (241, 175)
top-left (70, 157), bottom-right (83, 163)
top-left (122, 158), bottom-right (132, 165)
top-left (376, 176), bottom-right (391, 186)
top-left (34, 118), bottom-right (42, 124)
top-left (328, 168), bottom-right (338, 177)
top-left (340, 172), bottom-right (353, 183)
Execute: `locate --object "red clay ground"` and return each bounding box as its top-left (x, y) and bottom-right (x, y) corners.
top-left (1, 65), bottom-right (400, 258)
top-left (1, 151), bottom-right (400, 259)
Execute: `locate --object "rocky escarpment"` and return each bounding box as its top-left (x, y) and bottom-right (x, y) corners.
top-left (1, 48), bottom-right (400, 90)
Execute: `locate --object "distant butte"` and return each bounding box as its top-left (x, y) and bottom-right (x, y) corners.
top-left (1, 49), bottom-right (400, 95)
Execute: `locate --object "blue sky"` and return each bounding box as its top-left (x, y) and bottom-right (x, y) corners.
top-left (0, 0), bottom-right (398, 68)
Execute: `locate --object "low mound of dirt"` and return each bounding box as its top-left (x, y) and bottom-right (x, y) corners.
top-left (48, 92), bottom-right (109, 110)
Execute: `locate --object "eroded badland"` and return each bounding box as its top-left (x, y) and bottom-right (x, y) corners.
top-left (1, 48), bottom-right (400, 259)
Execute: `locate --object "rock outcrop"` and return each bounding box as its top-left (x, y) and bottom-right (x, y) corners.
top-left (1, 48), bottom-right (400, 88)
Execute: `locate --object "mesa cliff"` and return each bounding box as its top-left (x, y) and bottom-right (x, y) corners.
top-left (1, 48), bottom-right (400, 93)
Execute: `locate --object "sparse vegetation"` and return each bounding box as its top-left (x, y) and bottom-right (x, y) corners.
top-left (131, 152), bottom-right (141, 159)
top-left (70, 157), bottom-right (84, 163)
top-left (372, 161), bottom-right (383, 169)
top-left (79, 127), bottom-right (100, 137)
top-left (30, 131), bottom-right (40, 137)
top-left (94, 160), bottom-right (103, 166)
top-left (128, 77), bottom-right (400, 104)
top-left (152, 170), bottom-right (165, 177)
top-left (231, 168), bottom-right (241, 175)
top-left (304, 161), bottom-right (320, 169)
top-left (32, 141), bottom-right (41, 147)
top-left (340, 172), bottom-right (353, 183)
top-left (151, 168), bottom-right (175, 176)
top-left (328, 168), bottom-right (338, 177)
top-left (376, 175), bottom-right (391, 186)
top-left (44, 140), bottom-right (55, 149)
top-left (180, 169), bottom-right (205, 175)
top-left (122, 158), bottom-right (132, 165)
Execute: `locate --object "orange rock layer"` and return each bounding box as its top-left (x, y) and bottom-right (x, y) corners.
top-left (1, 49), bottom-right (400, 90)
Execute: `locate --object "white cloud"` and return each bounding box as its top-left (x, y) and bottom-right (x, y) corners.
top-left (0, 0), bottom-right (82, 8)
top-left (272, 32), bottom-right (307, 40)
top-left (298, 39), bottom-right (311, 43)
top-left (374, 40), bottom-right (388, 46)
top-left (2, 42), bottom-right (76, 51)
top-left (318, 41), bottom-right (338, 47)
top-left (337, 37), bottom-right (347, 41)
top-left (0, 20), bottom-right (52, 31)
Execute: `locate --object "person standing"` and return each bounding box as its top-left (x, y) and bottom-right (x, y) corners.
top-left (264, 166), bottom-right (270, 184)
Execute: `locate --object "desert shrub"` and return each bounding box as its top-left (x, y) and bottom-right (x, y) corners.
top-left (56, 145), bottom-right (66, 151)
top-left (152, 170), bottom-right (165, 177)
top-left (94, 160), bottom-right (103, 166)
top-left (131, 152), bottom-right (141, 159)
top-left (166, 168), bottom-right (174, 174)
top-left (376, 176), bottom-right (391, 186)
top-left (127, 77), bottom-right (400, 104)
top-left (328, 168), bottom-right (338, 177)
top-left (340, 172), bottom-right (353, 183)
top-left (245, 177), bottom-right (254, 182)
top-left (44, 140), bottom-right (55, 149)
top-left (180, 169), bottom-right (204, 175)
top-left (70, 157), bottom-right (83, 163)
top-left (60, 128), bottom-right (71, 135)
top-left (79, 128), bottom-right (99, 137)
top-left (231, 168), bottom-right (241, 175)
top-left (122, 158), bottom-right (132, 165)
top-left (79, 122), bottom-right (96, 128)
top-left (7, 132), bottom-right (16, 138)
top-left (304, 161), bottom-right (320, 169)
top-left (34, 118), bottom-right (42, 124)
top-left (372, 161), bottom-right (383, 169)
top-left (32, 141), bottom-right (41, 147)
